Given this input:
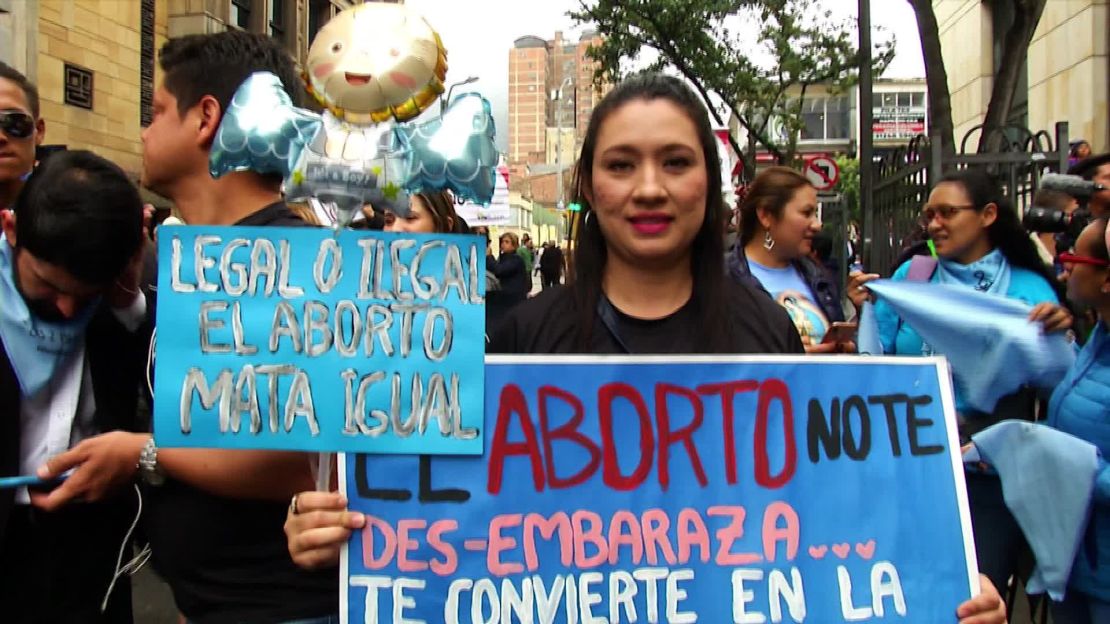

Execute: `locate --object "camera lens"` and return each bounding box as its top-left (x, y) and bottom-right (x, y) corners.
top-left (1023, 206), bottom-right (1071, 233)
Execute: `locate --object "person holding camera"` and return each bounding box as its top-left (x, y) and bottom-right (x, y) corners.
top-left (1023, 156), bottom-right (1109, 262)
top-left (1070, 153), bottom-right (1110, 219)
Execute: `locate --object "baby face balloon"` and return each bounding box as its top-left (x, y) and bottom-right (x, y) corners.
top-left (305, 2), bottom-right (447, 124)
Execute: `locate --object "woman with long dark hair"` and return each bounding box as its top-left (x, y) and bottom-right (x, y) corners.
top-left (488, 73), bottom-right (798, 355)
top-left (849, 168), bottom-right (1068, 405)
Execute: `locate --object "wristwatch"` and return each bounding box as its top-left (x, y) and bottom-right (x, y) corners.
top-left (138, 436), bottom-right (166, 486)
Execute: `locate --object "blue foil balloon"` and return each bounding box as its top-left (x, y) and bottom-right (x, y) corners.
top-left (399, 93), bottom-right (498, 204)
top-left (209, 71), bottom-right (416, 227)
top-left (209, 72), bottom-right (501, 226)
top-left (284, 113), bottom-right (413, 222)
top-left (209, 72), bottom-right (320, 180)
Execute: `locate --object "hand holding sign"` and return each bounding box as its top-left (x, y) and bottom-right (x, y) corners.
top-left (285, 490), bottom-right (365, 570)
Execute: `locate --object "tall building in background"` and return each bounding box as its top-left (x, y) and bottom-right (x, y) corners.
top-left (574, 29), bottom-right (607, 143)
top-left (508, 29), bottom-right (609, 177)
top-left (508, 35), bottom-right (548, 171)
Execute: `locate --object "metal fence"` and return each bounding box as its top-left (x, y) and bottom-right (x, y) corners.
top-left (864, 122), bottom-right (1071, 275)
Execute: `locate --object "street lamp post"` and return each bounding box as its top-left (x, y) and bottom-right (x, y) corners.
top-left (442, 75), bottom-right (478, 113)
top-left (858, 0), bottom-right (874, 268)
top-left (553, 77), bottom-right (573, 212)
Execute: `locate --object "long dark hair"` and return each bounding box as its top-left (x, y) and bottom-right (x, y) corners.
top-left (571, 73), bottom-right (731, 352)
top-left (937, 168), bottom-right (1054, 284)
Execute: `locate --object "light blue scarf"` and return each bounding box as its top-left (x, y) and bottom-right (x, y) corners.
top-left (965, 421), bottom-right (1100, 600)
top-left (858, 279), bottom-right (1074, 412)
top-left (935, 248), bottom-right (1012, 295)
top-left (0, 237), bottom-right (96, 396)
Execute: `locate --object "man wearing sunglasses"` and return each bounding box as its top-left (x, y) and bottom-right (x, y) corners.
top-left (0, 63), bottom-right (44, 211)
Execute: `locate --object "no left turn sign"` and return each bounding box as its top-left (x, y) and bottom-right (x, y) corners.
top-left (804, 156), bottom-right (840, 191)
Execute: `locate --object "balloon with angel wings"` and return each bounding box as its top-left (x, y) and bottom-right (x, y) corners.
top-left (208, 2), bottom-right (498, 228)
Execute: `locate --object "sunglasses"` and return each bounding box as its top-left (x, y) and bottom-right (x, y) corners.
top-left (921, 204), bottom-right (978, 221)
top-left (1058, 252), bottom-right (1110, 268)
top-left (0, 111), bottom-right (35, 139)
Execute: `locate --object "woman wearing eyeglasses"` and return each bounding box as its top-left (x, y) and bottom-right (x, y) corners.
top-left (1042, 217), bottom-right (1110, 623)
top-left (847, 168), bottom-right (1072, 595)
top-left (848, 168), bottom-right (1069, 387)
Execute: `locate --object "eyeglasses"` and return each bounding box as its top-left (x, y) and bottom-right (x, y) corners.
top-left (922, 204), bottom-right (978, 221)
top-left (1058, 252), bottom-right (1110, 268)
top-left (0, 111), bottom-right (34, 139)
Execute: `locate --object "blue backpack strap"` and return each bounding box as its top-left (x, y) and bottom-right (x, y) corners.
top-left (906, 254), bottom-right (938, 282)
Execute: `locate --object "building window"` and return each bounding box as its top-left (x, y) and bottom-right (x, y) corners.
top-left (799, 96), bottom-right (850, 142)
top-left (269, 0), bottom-right (284, 38)
top-left (230, 0), bottom-right (252, 30)
top-left (308, 0), bottom-right (331, 43)
top-left (140, 0), bottom-right (155, 126)
top-left (64, 64), bottom-right (94, 110)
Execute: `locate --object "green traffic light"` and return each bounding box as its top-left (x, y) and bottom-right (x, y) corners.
top-left (568, 202), bottom-right (581, 212)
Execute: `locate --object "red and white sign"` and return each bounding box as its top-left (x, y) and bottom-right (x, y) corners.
top-left (804, 156), bottom-right (840, 191)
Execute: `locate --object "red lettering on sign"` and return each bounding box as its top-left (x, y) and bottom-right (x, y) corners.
top-left (754, 379), bottom-right (797, 489)
top-left (396, 519), bottom-right (428, 572)
top-left (697, 380), bottom-right (759, 485)
top-left (655, 383), bottom-right (707, 489)
top-left (599, 383), bottom-right (654, 491)
top-left (487, 384), bottom-right (544, 494)
top-left (539, 385), bottom-right (601, 489)
top-left (487, 514), bottom-right (524, 575)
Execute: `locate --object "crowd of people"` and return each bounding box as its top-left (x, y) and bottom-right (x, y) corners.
top-left (1, 26), bottom-right (1109, 624)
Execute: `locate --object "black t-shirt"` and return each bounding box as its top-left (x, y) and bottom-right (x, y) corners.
top-left (144, 202), bottom-right (336, 624)
top-left (488, 282), bottom-right (804, 355)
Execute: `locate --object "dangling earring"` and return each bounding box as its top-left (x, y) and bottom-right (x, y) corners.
top-left (763, 230), bottom-right (775, 251)
top-left (582, 211), bottom-right (593, 229)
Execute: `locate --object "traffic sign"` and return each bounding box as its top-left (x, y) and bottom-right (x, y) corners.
top-left (804, 156), bottom-right (840, 191)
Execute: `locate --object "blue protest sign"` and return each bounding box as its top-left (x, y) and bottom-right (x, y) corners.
top-left (153, 225), bottom-right (485, 454)
top-left (341, 356), bottom-right (978, 623)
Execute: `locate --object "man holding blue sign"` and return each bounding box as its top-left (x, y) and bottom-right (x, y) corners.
top-left (34, 32), bottom-right (338, 624)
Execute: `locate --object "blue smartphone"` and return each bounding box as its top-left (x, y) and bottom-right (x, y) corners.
top-left (0, 472), bottom-right (70, 490)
